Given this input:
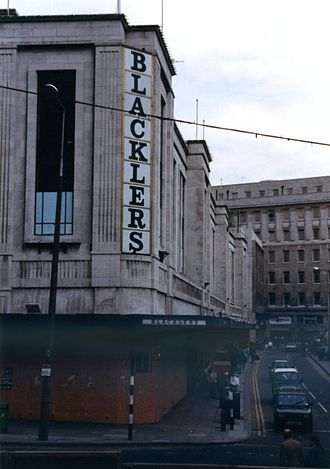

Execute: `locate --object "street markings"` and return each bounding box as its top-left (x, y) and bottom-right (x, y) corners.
top-left (252, 360), bottom-right (266, 437)
top-left (305, 356), bottom-right (330, 415)
top-left (318, 402), bottom-right (328, 414)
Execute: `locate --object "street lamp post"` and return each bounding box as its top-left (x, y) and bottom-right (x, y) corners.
top-left (38, 84), bottom-right (65, 441)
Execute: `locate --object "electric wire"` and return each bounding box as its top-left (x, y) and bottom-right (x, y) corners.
top-left (1, 83), bottom-right (330, 148)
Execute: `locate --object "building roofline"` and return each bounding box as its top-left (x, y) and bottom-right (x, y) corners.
top-left (186, 139), bottom-right (212, 163)
top-left (0, 11), bottom-right (176, 76)
top-left (214, 174), bottom-right (330, 189)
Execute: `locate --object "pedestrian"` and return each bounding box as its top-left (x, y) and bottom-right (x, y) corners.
top-left (206, 366), bottom-right (217, 398)
top-left (304, 435), bottom-right (325, 468)
top-left (239, 349), bottom-right (247, 371)
top-left (220, 388), bottom-right (234, 431)
top-left (280, 428), bottom-right (303, 467)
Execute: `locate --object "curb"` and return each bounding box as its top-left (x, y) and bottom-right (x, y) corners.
top-left (308, 353), bottom-right (330, 376)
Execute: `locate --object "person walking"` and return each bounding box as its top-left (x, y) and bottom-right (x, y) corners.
top-left (304, 435), bottom-right (325, 468)
top-left (280, 428), bottom-right (303, 467)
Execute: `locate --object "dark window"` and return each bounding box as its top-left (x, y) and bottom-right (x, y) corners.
top-left (283, 250), bottom-right (290, 263)
top-left (268, 251), bottom-right (275, 263)
top-left (268, 272), bottom-right (275, 284)
top-left (268, 209), bottom-right (275, 221)
top-left (283, 271), bottom-right (290, 284)
top-left (298, 249), bottom-right (305, 263)
top-left (313, 249), bottom-right (320, 262)
top-left (283, 293), bottom-right (290, 306)
top-left (35, 70), bottom-right (76, 235)
top-left (268, 292), bottom-right (276, 305)
top-left (313, 269), bottom-right (320, 283)
top-left (298, 271), bottom-right (305, 284)
top-left (313, 228), bottom-right (320, 240)
top-left (298, 292), bottom-right (305, 306)
top-left (313, 292), bottom-right (320, 305)
top-left (298, 229), bottom-right (305, 240)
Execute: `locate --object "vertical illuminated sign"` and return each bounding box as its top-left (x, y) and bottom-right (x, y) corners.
top-left (122, 48), bottom-right (153, 254)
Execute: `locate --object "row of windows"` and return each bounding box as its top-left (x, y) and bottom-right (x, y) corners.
top-left (231, 184), bottom-right (323, 199)
top-left (268, 270), bottom-right (330, 284)
top-left (268, 248), bottom-right (329, 263)
top-left (268, 292), bottom-right (323, 306)
top-left (240, 206), bottom-right (329, 223)
top-left (263, 226), bottom-right (329, 242)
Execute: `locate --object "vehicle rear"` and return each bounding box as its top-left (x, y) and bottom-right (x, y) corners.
top-left (272, 368), bottom-right (302, 395)
top-left (269, 359), bottom-right (293, 380)
top-left (273, 391), bottom-right (313, 431)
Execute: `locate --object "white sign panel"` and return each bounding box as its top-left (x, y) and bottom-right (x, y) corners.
top-left (142, 319), bottom-right (207, 326)
top-left (122, 48), bottom-right (153, 254)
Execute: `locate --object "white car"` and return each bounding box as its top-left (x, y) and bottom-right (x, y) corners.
top-left (272, 367), bottom-right (302, 395)
top-left (269, 359), bottom-right (293, 379)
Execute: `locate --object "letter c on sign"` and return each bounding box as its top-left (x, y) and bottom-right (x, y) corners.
top-left (130, 119), bottom-right (145, 139)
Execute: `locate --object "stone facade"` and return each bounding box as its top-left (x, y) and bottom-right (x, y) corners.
top-left (214, 176), bottom-right (330, 343)
top-left (0, 11), bottom-right (254, 424)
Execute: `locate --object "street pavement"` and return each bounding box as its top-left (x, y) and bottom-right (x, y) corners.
top-left (1, 352), bottom-right (329, 447)
top-left (0, 366), bottom-right (251, 446)
top-left (308, 350), bottom-right (330, 376)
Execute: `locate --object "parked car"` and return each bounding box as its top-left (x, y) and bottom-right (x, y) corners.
top-left (269, 358), bottom-right (293, 380)
top-left (273, 390), bottom-right (313, 431)
top-left (272, 368), bottom-right (302, 395)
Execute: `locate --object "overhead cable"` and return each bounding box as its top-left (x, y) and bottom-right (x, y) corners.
top-left (1, 83), bottom-right (330, 148)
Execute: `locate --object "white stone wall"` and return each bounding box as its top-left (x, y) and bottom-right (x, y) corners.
top-left (1, 14), bottom-right (235, 318)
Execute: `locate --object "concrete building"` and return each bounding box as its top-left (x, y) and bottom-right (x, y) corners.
top-left (214, 176), bottom-right (330, 345)
top-left (0, 10), bottom-right (255, 424)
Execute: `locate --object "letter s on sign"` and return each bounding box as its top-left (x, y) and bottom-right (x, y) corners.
top-left (129, 232), bottom-right (144, 253)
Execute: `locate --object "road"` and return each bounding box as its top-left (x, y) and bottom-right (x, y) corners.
top-left (2, 353), bottom-right (330, 467)
top-left (121, 352), bottom-right (330, 467)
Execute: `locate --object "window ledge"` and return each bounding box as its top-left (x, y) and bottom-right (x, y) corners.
top-left (23, 241), bottom-right (81, 254)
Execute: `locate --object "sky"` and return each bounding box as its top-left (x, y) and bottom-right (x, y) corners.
top-left (5, 0), bottom-right (330, 185)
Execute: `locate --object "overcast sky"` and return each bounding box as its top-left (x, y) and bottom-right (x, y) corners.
top-left (6, 0), bottom-right (330, 184)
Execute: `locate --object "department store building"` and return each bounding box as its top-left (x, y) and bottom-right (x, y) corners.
top-left (0, 10), bottom-right (256, 423)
